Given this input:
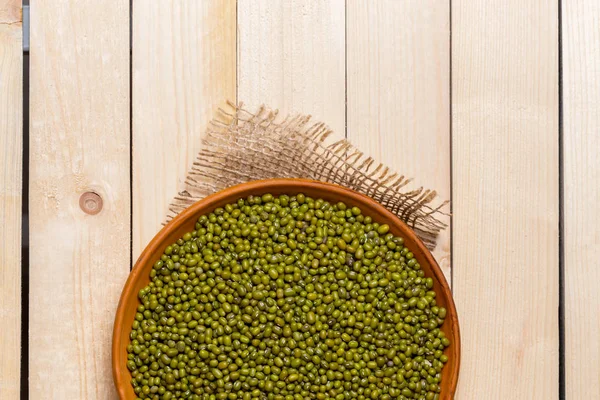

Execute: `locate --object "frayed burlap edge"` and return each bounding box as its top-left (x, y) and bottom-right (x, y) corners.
top-left (165, 101), bottom-right (449, 250)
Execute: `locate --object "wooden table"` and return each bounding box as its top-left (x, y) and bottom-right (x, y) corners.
top-left (0, 1), bottom-right (597, 399)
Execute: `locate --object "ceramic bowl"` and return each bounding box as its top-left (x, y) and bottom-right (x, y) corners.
top-left (113, 179), bottom-right (460, 399)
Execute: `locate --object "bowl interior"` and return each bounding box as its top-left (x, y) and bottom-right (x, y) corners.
top-left (113, 179), bottom-right (460, 399)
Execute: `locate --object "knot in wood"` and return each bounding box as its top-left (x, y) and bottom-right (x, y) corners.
top-left (79, 192), bottom-right (103, 215)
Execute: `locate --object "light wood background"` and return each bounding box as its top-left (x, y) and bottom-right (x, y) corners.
top-left (29, 0), bottom-right (130, 398)
top-left (452, 1), bottom-right (559, 398)
top-left (563, 0), bottom-right (600, 398)
top-left (0, 0), bottom-right (22, 398)
top-left (0, 0), bottom-right (598, 398)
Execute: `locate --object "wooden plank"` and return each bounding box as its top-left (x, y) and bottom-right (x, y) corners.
top-left (0, 0), bottom-right (22, 397)
top-left (237, 0), bottom-right (346, 137)
top-left (452, 1), bottom-right (559, 398)
top-left (133, 0), bottom-right (236, 259)
top-left (563, 1), bottom-right (600, 397)
top-left (29, 1), bottom-right (129, 398)
top-left (346, 0), bottom-right (451, 282)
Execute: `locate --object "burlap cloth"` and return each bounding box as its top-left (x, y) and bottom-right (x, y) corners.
top-left (165, 101), bottom-right (448, 250)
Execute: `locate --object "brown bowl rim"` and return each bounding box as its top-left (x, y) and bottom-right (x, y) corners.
top-left (113, 178), bottom-right (460, 399)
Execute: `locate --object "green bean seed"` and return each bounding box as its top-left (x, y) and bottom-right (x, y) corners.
top-left (127, 193), bottom-right (450, 399)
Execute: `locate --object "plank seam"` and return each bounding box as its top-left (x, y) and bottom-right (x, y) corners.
top-left (236, 0), bottom-right (239, 105)
top-left (344, 0), bottom-right (348, 141)
top-left (449, 0), bottom-right (454, 291)
top-left (21, 51), bottom-right (30, 400)
top-left (129, 0), bottom-right (133, 272)
top-left (558, 0), bottom-right (565, 398)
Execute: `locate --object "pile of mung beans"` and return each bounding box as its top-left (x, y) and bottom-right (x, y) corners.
top-left (127, 194), bottom-right (449, 400)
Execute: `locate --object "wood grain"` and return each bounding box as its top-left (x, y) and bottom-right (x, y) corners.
top-left (452, 1), bottom-right (559, 398)
top-left (237, 0), bottom-right (346, 137)
top-left (132, 0), bottom-right (236, 259)
top-left (563, 1), bottom-right (600, 397)
top-left (0, 0), bottom-right (22, 397)
top-left (346, 0), bottom-right (451, 282)
top-left (29, 1), bottom-right (130, 398)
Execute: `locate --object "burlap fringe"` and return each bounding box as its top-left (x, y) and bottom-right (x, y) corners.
top-left (165, 101), bottom-right (449, 250)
